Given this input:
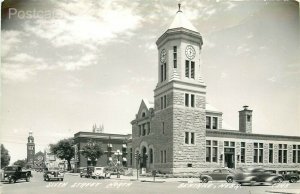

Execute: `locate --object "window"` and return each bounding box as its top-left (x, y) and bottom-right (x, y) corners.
top-left (142, 124), bottom-right (146, 136)
top-left (241, 142), bottom-right (245, 163)
top-left (130, 148), bottom-right (133, 165)
top-left (147, 122), bottom-right (151, 135)
top-left (173, 46), bottom-right (177, 68)
top-left (161, 151), bottom-right (163, 163)
top-left (224, 141), bottom-right (229, 147)
top-left (162, 122), bottom-right (165, 134)
top-left (247, 115), bottom-right (251, 122)
top-left (259, 143), bottom-right (263, 163)
top-left (293, 145), bottom-right (300, 163)
top-left (269, 143), bottom-right (273, 163)
top-left (212, 117), bottom-right (218, 129)
top-left (187, 163), bottom-right (192, 167)
top-left (212, 141), bottom-right (218, 162)
top-left (254, 143), bottom-right (263, 163)
top-left (164, 63), bottom-right (166, 81)
top-left (160, 64), bottom-right (163, 82)
top-left (191, 61), bottom-right (195, 79)
top-left (206, 140), bottom-right (211, 162)
top-left (185, 93), bottom-right (189, 107)
top-left (149, 149), bottom-right (153, 164)
top-left (160, 95), bottom-right (167, 110)
top-left (206, 116), bottom-right (211, 129)
top-left (191, 94), bottom-right (195, 107)
top-left (278, 144), bottom-right (287, 163)
top-left (185, 60), bottom-right (189, 78)
top-left (164, 150), bottom-right (167, 163)
top-left (298, 145), bottom-right (300, 163)
top-left (185, 132), bottom-right (189, 144)
top-left (191, 132), bottom-right (195, 144)
top-left (185, 60), bottom-right (195, 78)
top-left (139, 125), bottom-right (141, 136)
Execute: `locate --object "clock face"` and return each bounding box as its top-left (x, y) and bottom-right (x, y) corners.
top-left (185, 45), bottom-right (196, 60)
top-left (37, 155), bottom-right (43, 161)
top-left (160, 49), bottom-right (167, 63)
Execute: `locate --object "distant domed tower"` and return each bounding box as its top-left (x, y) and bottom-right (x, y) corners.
top-left (27, 131), bottom-right (35, 167)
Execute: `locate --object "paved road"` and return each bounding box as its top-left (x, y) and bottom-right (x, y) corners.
top-left (1, 171), bottom-right (300, 194)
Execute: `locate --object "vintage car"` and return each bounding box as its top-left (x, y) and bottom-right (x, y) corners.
top-left (235, 167), bottom-right (284, 185)
top-left (200, 168), bottom-right (235, 183)
top-left (278, 170), bottom-right (300, 183)
top-left (80, 168), bottom-right (88, 178)
top-left (3, 165), bottom-right (32, 183)
top-left (87, 166), bottom-right (110, 179)
top-left (43, 168), bottom-right (64, 181)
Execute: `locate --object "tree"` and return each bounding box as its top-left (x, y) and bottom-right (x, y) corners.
top-left (81, 140), bottom-right (104, 166)
top-left (1, 144), bottom-right (11, 168)
top-left (50, 138), bottom-right (74, 171)
top-left (13, 159), bottom-right (26, 168)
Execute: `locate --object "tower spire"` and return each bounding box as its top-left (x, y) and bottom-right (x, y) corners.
top-left (177, 3), bottom-right (182, 13)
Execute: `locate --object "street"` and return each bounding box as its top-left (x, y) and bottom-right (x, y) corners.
top-left (1, 171), bottom-right (300, 194)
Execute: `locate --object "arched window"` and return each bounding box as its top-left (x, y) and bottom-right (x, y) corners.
top-left (142, 112), bottom-right (146, 117)
top-left (150, 148), bottom-right (153, 164)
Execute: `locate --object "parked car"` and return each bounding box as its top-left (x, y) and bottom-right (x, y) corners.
top-left (200, 168), bottom-right (235, 183)
top-left (278, 170), bottom-right (299, 183)
top-left (80, 168), bottom-right (88, 178)
top-left (87, 166), bottom-right (110, 179)
top-left (235, 167), bottom-right (284, 185)
top-left (43, 168), bottom-right (64, 181)
top-left (3, 165), bottom-right (32, 183)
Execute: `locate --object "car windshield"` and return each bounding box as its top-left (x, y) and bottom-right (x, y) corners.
top-left (48, 167), bottom-right (59, 171)
top-left (4, 166), bottom-right (17, 171)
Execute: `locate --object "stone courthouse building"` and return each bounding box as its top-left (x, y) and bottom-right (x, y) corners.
top-left (127, 5), bottom-right (300, 174)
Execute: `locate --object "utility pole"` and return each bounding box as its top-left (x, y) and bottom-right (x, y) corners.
top-left (135, 151), bottom-right (141, 180)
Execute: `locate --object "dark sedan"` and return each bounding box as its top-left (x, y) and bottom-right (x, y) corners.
top-left (200, 168), bottom-right (235, 183)
top-left (235, 167), bottom-right (283, 186)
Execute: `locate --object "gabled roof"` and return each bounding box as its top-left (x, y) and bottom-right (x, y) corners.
top-left (143, 98), bottom-right (154, 109)
top-left (168, 9), bottom-right (198, 33)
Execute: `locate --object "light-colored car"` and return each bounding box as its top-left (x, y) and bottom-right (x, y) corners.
top-left (87, 167), bottom-right (110, 179)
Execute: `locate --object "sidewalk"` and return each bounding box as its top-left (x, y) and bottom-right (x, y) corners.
top-left (266, 189), bottom-right (300, 194)
top-left (109, 175), bottom-right (200, 183)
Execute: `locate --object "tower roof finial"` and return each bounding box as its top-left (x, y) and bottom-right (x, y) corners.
top-left (177, 3), bottom-right (182, 13)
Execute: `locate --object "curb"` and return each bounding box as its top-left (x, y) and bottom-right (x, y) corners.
top-left (266, 190), bottom-right (300, 194)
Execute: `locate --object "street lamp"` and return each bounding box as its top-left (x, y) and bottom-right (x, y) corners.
top-left (114, 149), bottom-right (122, 178)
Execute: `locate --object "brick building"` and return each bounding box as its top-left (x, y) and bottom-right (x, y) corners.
top-left (127, 5), bottom-right (300, 174)
top-left (73, 132), bottom-right (131, 172)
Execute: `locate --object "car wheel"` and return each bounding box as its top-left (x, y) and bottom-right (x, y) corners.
top-left (226, 177), bottom-right (233, 183)
top-left (202, 177), bottom-right (209, 183)
top-left (276, 177), bottom-right (284, 183)
top-left (289, 178), bottom-right (297, 183)
top-left (9, 177), bottom-right (15, 184)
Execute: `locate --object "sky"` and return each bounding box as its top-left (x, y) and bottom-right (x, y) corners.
top-left (1, 0), bottom-right (299, 164)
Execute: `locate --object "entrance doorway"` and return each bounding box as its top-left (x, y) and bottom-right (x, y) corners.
top-left (224, 148), bottom-right (235, 168)
top-left (140, 147), bottom-right (147, 168)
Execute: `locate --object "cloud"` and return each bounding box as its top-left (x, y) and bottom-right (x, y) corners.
top-left (58, 53), bottom-right (98, 71)
top-left (24, 1), bottom-right (142, 48)
top-left (1, 30), bottom-right (23, 57)
top-left (1, 53), bottom-right (50, 81)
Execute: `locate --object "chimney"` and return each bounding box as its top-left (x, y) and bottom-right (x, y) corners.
top-left (239, 105), bottom-right (253, 133)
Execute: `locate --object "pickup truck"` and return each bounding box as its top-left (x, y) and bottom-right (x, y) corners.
top-left (3, 165), bottom-right (32, 183)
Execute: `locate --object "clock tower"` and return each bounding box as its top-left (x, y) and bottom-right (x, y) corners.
top-left (27, 131), bottom-right (35, 167)
top-left (153, 4), bottom-right (206, 173)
